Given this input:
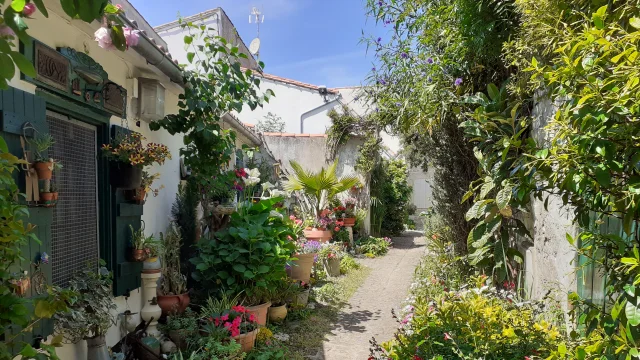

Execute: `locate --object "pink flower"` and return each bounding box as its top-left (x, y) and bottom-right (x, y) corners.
top-left (249, 314), bottom-right (257, 322)
top-left (334, 226), bottom-right (340, 232)
top-left (115, 4), bottom-right (123, 10)
top-left (124, 27), bottom-right (140, 48)
top-left (444, 332), bottom-right (452, 341)
top-left (290, 215), bottom-right (295, 220)
top-left (94, 27), bottom-right (115, 50)
top-left (22, 3), bottom-right (36, 17)
top-left (220, 314), bottom-right (229, 321)
top-left (0, 25), bottom-right (16, 38)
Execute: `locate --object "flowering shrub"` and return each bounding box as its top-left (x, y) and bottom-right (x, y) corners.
top-left (333, 205), bottom-right (355, 218)
top-left (317, 243), bottom-right (344, 261)
top-left (203, 305), bottom-right (258, 338)
top-left (357, 236), bottom-right (392, 257)
top-left (101, 132), bottom-right (171, 167)
top-left (295, 240), bottom-right (322, 255)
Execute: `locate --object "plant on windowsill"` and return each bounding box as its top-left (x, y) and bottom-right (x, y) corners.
top-left (53, 264), bottom-right (116, 358)
top-left (101, 132), bottom-right (171, 190)
top-left (157, 223), bottom-right (189, 315)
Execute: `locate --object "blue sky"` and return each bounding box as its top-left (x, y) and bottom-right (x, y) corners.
top-left (130, 0), bottom-right (382, 88)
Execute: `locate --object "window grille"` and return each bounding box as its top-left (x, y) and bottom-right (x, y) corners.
top-left (46, 112), bottom-right (99, 286)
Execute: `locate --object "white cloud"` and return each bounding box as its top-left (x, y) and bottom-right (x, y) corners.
top-left (216, 0), bottom-right (304, 20)
top-left (268, 50), bottom-right (364, 72)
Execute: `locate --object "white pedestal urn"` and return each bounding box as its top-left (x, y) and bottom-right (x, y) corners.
top-left (140, 272), bottom-right (162, 338)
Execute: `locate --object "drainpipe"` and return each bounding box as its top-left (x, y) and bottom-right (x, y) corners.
top-left (300, 94), bottom-right (342, 133)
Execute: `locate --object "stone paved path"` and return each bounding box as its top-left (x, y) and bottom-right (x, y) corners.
top-left (320, 231), bottom-right (426, 359)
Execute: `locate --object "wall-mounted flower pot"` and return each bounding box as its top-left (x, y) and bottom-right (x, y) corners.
top-left (246, 301), bottom-right (271, 326)
top-left (268, 304), bottom-right (288, 323)
top-left (110, 162), bottom-right (142, 189)
top-left (286, 253), bottom-right (315, 283)
top-left (125, 188), bottom-right (146, 205)
top-left (323, 257), bottom-right (341, 277)
top-left (39, 192), bottom-right (56, 207)
top-left (342, 217), bottom-right (356, 227)
top-left (157, 293), bottom-right (190, 316)
top-left (303, 229), bottom-right (332, 243)
top-left (33, 161), bottom-right (52, 180)
top-left (233, 329), bottom-right (257, 353)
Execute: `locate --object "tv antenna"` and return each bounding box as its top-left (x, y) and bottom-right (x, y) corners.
top-left (249, 6), bottom-right (264, 59)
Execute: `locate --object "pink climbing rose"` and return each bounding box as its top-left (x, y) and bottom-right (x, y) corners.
top-left (124, 27), bottom-right (140, 48)
top-left (94, 27), bottom-right (115, 50)
top-left (22, 3), bottom-right (37, 17)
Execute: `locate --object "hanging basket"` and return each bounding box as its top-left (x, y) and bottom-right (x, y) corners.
top-left (110, 162), bottom-right (142, 189)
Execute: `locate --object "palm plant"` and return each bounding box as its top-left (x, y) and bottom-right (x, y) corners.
top-left (285, 160), bottom-right (360, 218)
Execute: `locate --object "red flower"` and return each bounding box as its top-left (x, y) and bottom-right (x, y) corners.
top-left (235, 168), bottom-right (248, 178)
top-left (232, 305), bottom-right (247, 313)
top-left (444, 333), bottom-right (452, 341)
top-left (413, 356), bottom-right (423, 360)
top-left (249, 314), bottom-right (257, 323)
top-left (334, 226), bottom-right (341, 232)
top-left (221, 314), bottom-right (229, 321)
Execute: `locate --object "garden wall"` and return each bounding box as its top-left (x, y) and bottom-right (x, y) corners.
top-left (522, 97), bottom-right (578, 323)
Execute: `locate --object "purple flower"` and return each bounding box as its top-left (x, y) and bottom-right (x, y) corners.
top-left (395, 102), bottom-right (402, 107)
top-left (427, 77), bottom-right (433, 82)
top-left (375, 107), bottom-right (379, 112)
top-left (401, 52), bottom-right (408, 59)
top-left (41, 252), bottom-right (49, 264)
top-left (378, 1), bottom-right (383, 5)
top-left (372, 67), bottom-right (376, 72)
top-left (454, 78), bottom-right (463, 86)
top-left (385, 19), bottom-right (392, 25)
top-left (427, 57), bottom-right (434, 64)
top-left (378, 79), bottom-right (387, 85)
top-left (377, 37), bottom-right (382, 43)
top-left (354, 96), bottom-right (360, 101)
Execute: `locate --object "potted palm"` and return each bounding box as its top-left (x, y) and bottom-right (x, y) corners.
top-left (101, 132), bottom-right (171, 189)
top-left (157, 223), bottom-right (190, 315)
top-left (53, 266), bottom-right (116, 360)
top-left (285, 160), bottom-right (360, 241)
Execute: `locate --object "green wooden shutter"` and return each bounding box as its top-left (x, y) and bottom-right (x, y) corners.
top-left (110, 125), bottom-right (143, 296)
top-left (0, 87), bottom-right (53, 349)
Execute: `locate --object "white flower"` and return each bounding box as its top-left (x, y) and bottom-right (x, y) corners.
top-left (270, 189), bottom-right (286, 198)
top-left (243, 176), bottom-right (260, 186)
top-left (269, 210), bottom-right (283, 219)
top-left (261, 181), bottom-right (275, 191)
top-left (245, 168), bottom-right (261, 178)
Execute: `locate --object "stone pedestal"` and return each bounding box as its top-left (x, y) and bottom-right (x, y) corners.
top-left (140, 272), bottom-right (162, 338)
top-left (347, 227), bottom-right (354, 248)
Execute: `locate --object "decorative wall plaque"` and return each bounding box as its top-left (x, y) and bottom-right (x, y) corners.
top-left (35, 42), bottom-right (69, 92)
top-left (30, 41), bottom-right (127, 117)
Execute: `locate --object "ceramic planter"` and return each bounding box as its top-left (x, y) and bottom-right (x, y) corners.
top-left (157, 293), bottom-right (190, 316)
top-left (39, 192), bottom-right (56, 207)
top-left (233, 329), bottom-right (258, 353)
top-left (268, 304), bottom-right (287, 323)
top-left (169, 330), bottom-right (188, 350)
top-left (142, 256), bottom-right (161, 273)
top-left (33, 161), bottom-right (52, 180)
top-left (342, 217), bottom-right (356, 227)
top-left (303, 229), bottom-right (332, 243)
top-left (287, 253), bottom-right (315, 283)
top-left (323, 257), bottom-right (341, 277)
top-left (246, 301), bottom-right (271, 326)
top-left (86, 335), bottom-right (111, 360)
top-left (132, 249), bottom-right (146, 262)
top-left (293, 289), bottom-right (310, 307)
top-left (110, 162), bottom-right (142, 189)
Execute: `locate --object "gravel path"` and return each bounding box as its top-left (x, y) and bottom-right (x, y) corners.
top-left (320, 231), bottom-right (426, 359)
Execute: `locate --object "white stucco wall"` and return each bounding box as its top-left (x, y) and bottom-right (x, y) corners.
top-left (156, 14), bottom-right (219, 69)
top-left (8, 3), bottom-right (184, 358)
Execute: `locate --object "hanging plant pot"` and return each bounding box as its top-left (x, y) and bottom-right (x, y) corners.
top-left (157, 292), bottom-right (190, 316)
top-left (232, 329), bottom-right (258, 353)
top-left (286, 253), bottom-right (315, 283)
top-left (303, 229), bottom-right (332, 243)
top-left (110, 162), bottom-right (142, 189)
top-left (33, 161), bottom-right (53, 180)
top-left (39, 192), bottom-right (57, 207)
top-left (246, 301), bottom-right (271, 326)
top-left (342, 217), bottom-right (356, 227)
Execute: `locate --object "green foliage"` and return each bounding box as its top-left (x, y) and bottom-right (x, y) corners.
top-left (357, 236), bottom-right (392, 258)
top-left (339, 255), bottom-right (360, 274)
top-left (326, 105), bottom-right (381, 172)
top-left (0, 1), bottom-right (126, 89)
top-left (285, 160), bottom-right (360, 218)
top-left (191, 197), bottom-right (296, 300)
top-left (159, 223), bottom-right (187, 296)
top-left (370, 159), bottom-right (412, 236)
top-left (255, 112), bottom-right (285, 133)
top-left (0, 136), bottom-right (75, 360)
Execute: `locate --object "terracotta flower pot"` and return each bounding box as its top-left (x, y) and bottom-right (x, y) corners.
top-left (39, 192), bottom-right (56, 207)
top-left (110, 162), bottom-right (142, 189)
top-left (303, 229), bottom-right (332, 243)
top-left (342, 217), bottom-right (356, 227)
top-left (157, 293), bottom-right (190, 316)
top-left (323, 257), bottom-right (341, 277)
top-left (33, 161), bottom-right (52, 180)
top-left (232, 329), bottom-right (257, 353)
top-left (268, 304), bottom-right (287, 323)
top-left (125, 188), bottom-right (146, 205)
top-left (287, 253), bottom-right (315, 283)
top-left (246, 301), bottom-right (271, 326)
top-left (52, 192), bottom-right (59, 200)
top-left (132, 249), bottom-right (146, 262)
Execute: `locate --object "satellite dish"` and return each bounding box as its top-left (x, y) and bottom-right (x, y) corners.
top-left (249, 38), bottom-right (261, 55)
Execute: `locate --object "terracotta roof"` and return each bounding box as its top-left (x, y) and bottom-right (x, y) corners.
top-left (243, 122), bottom-right (255, 128)
top-left (263, 132), bottom-right (327, 138)
top-left (257, 72), bottom-right (339, 94)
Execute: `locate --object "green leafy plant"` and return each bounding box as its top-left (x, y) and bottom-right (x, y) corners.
top-left (191, 197), bottom-right (296, 301)
top-left (53, 265), bottom-right (116, 343)
top-left (267, 279), bottom-right (297, 307)
top-left (369, 159), bottom-right (413, 236)
top-left (255, 112), bottom-right (285, 133)
top-left (285, 160), bottom-right (360, 218)
top-left (159, 223), bottom-right (187, 296)
top-left (339, 255), bottom-right (360, 274)
top-left (357, 236), bottom-right (392, 257)
top-left (29, 133), bottom-right (54, 162)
